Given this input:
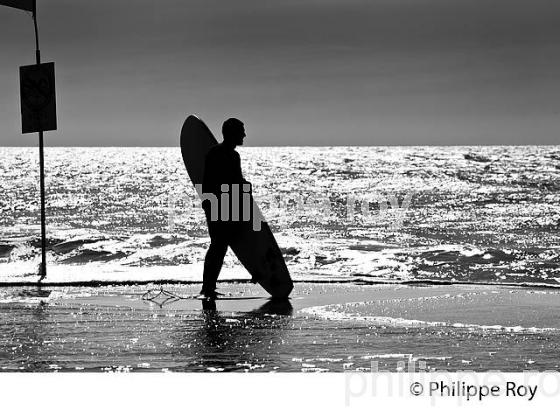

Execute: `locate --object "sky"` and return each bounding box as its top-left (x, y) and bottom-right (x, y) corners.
top-left (0, 0), bottom-right (559, 146)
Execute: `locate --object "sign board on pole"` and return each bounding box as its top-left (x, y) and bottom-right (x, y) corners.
top-left (19, 62), bottom-right (57, 134)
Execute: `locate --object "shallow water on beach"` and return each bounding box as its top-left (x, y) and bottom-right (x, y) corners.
top-left (1, 284), bottom-right (559, 372)
top-left (0, 146), bottom-right (559, 286)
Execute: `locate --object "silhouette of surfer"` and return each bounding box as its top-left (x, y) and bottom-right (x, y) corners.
top-left (200, 118), bottom-right (251, 298)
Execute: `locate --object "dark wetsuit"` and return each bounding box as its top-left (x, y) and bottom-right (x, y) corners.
top-left (201, 143), bottom-right (249, 293)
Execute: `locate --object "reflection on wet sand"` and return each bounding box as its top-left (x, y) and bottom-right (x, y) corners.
top-left (3, 284), bottom-right (559, 372)
top-left (172, 298), bottom-right (293, 371)
top-left (0, 288), bottom-right (52, 371)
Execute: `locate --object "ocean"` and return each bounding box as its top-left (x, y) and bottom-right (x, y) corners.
top-left (1, 146), bottom-right (559, 286)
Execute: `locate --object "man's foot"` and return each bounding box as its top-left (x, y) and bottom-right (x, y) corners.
top-left (198, 289), bottom-right (224, 299)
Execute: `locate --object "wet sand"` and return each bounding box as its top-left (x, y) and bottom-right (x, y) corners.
top-left (1, 283), bottom-right (559, 372)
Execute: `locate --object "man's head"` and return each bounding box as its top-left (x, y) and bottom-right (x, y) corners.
top-left (222, 118), bottom-right (246, 146)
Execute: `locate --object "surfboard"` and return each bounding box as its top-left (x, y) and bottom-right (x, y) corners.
top-left (180, 115), bottom-right (294, 298)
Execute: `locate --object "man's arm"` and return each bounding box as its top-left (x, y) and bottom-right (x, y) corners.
top-left (233, 151), bottom-right (253, 202)
top-left (234, 151), bottom-right (249, 183)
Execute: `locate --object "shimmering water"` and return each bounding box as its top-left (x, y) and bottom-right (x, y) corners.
top-left (1, 146), bottom-right (559, 285)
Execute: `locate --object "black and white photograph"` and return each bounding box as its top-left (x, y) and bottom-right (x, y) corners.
top-left (1, 0), bottom-right (559, 408)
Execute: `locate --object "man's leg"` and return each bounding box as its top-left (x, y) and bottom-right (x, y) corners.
top-left (201, 221), bottom-right (229, 295)
top-left (202, 239), bottom-right (227, 294)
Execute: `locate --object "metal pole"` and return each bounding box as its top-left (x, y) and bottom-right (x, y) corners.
top-left (38, 133), bottom-right (46, 280)
top-left (33, 2), bottom-right (46, 281)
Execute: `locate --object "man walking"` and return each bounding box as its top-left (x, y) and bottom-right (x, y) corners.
top-left (200, 118), bottom-right (250, 298)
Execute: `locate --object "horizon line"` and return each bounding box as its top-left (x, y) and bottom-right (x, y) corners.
top-left (1, 144), bottom-right (559, 148)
